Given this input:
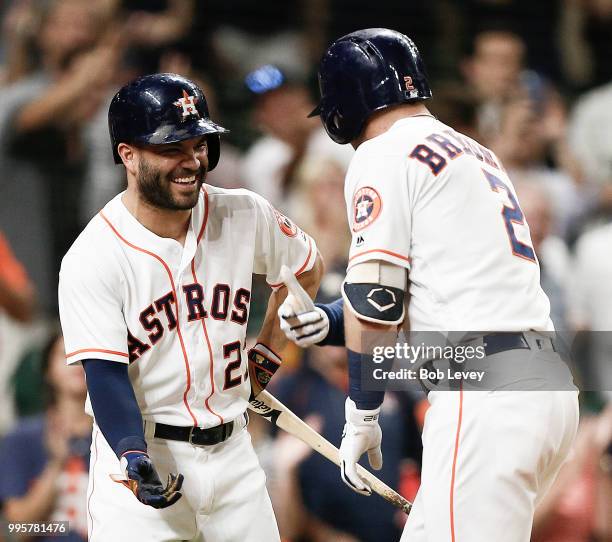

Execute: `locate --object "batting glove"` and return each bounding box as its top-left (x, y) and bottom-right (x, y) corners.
top-left (248, 343), bottom-right (282, 399)
top-left (278, 301), bottom-right (329, 348)
top-left (277, 265), bottom-right (329, 348)
top-left (339, 398), bottom-right (383, 496)
top-left (118, 451), bottom-right (183, 509)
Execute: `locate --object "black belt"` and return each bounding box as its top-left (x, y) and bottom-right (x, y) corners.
top-left (482, 332), bottom-right (530, 357)
top-left (481, 332), bottom-right (555, 356)
top-left (153, 414), bottom-right (246, 446)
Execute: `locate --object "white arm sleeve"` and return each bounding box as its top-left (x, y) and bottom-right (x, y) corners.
top-left (58, 253), bottom-right (129, 364)
top-left (251, 193), bottom-right (317, 288)
top-left (345, 150), bottom-right (412, 271)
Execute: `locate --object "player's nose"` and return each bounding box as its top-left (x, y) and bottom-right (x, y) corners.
top-left (180, 149), bottom-right (206, 171)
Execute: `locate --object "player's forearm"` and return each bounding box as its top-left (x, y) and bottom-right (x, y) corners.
top-left (3, 461), bottom-right (64, 523)
top-left (344, 306), bottom-right (397, 410)
top-left (14, 79), bottom-right (89, 133)
top-left (82, 359), bottom-right (147, 456)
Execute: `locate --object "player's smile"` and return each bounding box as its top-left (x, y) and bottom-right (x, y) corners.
top-left (172, 174), bottom-right (197, 185)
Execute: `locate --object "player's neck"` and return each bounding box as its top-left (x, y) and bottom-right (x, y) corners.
top-left (122, 191), bottom-right (191, 245)
top-left (352, 103), bottom-right (433, 149)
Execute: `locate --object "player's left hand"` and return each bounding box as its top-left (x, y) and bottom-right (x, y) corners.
top-left (117, 452), bottom-right (184, 509)
top-left (339, 398), bottom-right (383, 496)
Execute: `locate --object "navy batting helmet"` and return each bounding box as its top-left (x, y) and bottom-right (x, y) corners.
top-left (310, 28), bottom-right (432, 145)
top-left (108, 73), bottom-right (228, 170)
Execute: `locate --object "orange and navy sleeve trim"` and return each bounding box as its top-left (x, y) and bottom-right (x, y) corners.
top-left (66, 348), bottom-right (129, 359)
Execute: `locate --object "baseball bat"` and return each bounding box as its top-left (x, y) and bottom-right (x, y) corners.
top-left (248, 390), bottom-right (413, 515)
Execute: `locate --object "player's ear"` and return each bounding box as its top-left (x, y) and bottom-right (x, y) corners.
top-left (118, 143), bottom-right (138, 174)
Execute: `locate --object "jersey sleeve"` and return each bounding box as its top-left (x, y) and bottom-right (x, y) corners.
top-left (345, 149), bottom-right (412, 271)
top-left (58, 252), bottom-right (129, 365)
top-left (251, 193), bottom-right (317, 288)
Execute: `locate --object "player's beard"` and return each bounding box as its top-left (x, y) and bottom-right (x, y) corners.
top-left (137, 159), bottom-right (205, 211)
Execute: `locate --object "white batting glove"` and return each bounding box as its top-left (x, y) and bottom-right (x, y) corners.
top-left (278, 302), bottom-right (329, 347)
top-left (339, 398), bottom-right (383, 496)
top-left (277, 265), bottom-right (329, 347)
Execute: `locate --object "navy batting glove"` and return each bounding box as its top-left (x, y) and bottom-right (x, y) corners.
top-left (119, 452), bottom-right (184, 509)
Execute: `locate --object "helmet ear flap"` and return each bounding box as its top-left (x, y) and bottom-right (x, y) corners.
top-left (206, 134), bottom-right (220, 171)
top-left (321, 103), bottom-right (365, 145)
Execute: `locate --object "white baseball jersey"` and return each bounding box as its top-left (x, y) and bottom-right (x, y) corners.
top-left (59, 186), bottom-right (316, 428)
top-left (345, 115), bottom-right (553, 331)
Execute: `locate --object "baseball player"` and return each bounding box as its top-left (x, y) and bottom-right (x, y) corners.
top-left (278, 29), bottom-right (579, 541)
top-left (58, 73), bottom-right (322, 541)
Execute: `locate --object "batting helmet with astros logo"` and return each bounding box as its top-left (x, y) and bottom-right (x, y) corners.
top-left (310, 28), bottom-right (432, 145)
top-left (108, 73), bottom-right (229, 170)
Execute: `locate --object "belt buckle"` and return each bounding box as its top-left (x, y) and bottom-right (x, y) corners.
top-left (188, 426), bottom-right (196, 445)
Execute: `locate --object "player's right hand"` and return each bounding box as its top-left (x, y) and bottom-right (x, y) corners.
top-left (278, 304), bottom-right (330, 347)
top-left (339, 398), bottom-right (383, 496)
top-left (118, 452), bottom-right (183, 509)
top-left (278, 265), bottom-right (329, 347)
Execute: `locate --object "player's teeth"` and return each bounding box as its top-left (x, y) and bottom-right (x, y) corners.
top-left (174, 176), bottom-right (196, 183)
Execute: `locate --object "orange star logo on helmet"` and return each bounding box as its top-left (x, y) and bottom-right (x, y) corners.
top-left (174, 90), bottom-right (200, 119)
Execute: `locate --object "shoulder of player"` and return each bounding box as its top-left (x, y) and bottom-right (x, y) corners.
top-left (203, 184), bottom-right (275, 211)
top-left (60, 216), bottom-right (122, 281)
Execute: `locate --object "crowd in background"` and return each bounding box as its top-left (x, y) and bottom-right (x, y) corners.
top-left (0, 0), bottom-right (611, 540)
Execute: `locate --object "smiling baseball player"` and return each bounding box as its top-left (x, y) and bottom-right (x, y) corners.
top-left (279, 29), bottom-right (579, 542)
top-left (58, 73), bottom-right (322, 541)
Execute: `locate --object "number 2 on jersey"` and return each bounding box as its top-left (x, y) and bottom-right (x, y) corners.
top-left (482, 169), bottom-right (536, 262)
top-left (223, 341), bottom-right (243, 390)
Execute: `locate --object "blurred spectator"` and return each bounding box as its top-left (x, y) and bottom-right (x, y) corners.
top-left (559, 0), bottom-right (612, 90)
top-left (514, 181), bottom-right (572, 332)
top-left (0, 333), bottom-right (91, 541)
top-left (289, 157), bottom-right (351, 299)
top-left (571, 222), bottom-right (612, 399)
top-left (205, 1), bottom-right (308, 77)
top-left (241, 64), bottom-right (353, 211)
top-left (120, 0), bottom-right (194, 48)
top-left (532, 404), bottom-right (612, 542)
top-left (456, 1), bottom-right (563, 83)
top-left (0, 0), bottom-right (43, 84)
top-left (271, 346), bottom-right (422, 542)
top-left (461, 28), bottom-right (568, 156)
top-left (461, 29), bottom-right (585, 238)
top-left (0, 231), bottom-right (35, 324)
top-left (0, 231), bottom-right (36, 436)
top-left (105, 0), bottom-right (195, 74)
top-left (0, 0), bottom-right (121, 311)
top-left (428, 84), bottom-right (481, 141)
top-left (568, 80), bottom-right (612, 215)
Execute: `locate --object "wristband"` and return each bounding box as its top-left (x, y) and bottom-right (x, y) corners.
top-left (315, 297), bottom-right (345, 346)
top-left (348, 349), bottom-right (385, 410)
